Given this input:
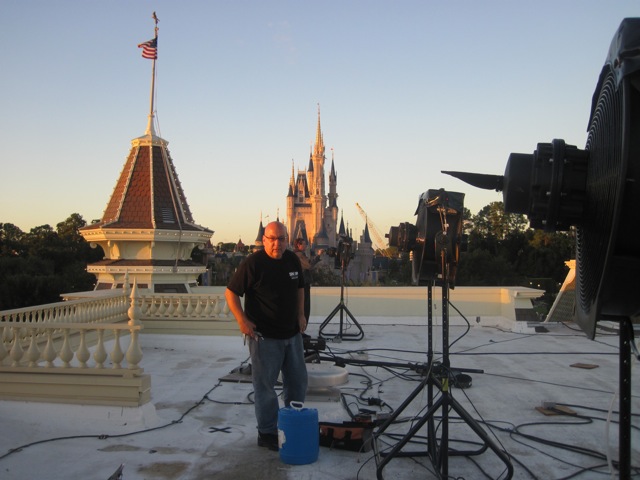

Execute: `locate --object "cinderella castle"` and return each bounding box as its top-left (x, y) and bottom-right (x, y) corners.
top-left (255, 106), bottom-right (375, 282)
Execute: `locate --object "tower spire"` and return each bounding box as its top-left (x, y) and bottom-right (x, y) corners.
top-left (314, 103), bottom-right (324, 157)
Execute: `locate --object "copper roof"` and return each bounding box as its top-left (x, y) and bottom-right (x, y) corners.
top-left (82, 142), bottom-right (211, 233)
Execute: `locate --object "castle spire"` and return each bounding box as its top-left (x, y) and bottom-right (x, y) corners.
top-left (314, 103), bottom-right (324, 158)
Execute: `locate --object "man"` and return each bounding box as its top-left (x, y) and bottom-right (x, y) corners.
top-left (225, 221), bottom-right (308, 451)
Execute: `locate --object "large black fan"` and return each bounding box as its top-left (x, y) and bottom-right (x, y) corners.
top-left (444, 18), bottom-right (640, 340)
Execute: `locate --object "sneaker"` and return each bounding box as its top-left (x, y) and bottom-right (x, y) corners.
top-left (257, 432), bottom-right (279, 451)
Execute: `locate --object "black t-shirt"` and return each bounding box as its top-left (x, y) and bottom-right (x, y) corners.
top-left (227, 249), bottom-right (304, 339)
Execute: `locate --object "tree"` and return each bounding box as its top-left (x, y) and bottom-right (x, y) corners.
top-left (0, 214), bottom-right (100, 309)
top-left (470, 202), bottom-right (528, 239)
top-left (0, 223), bottom-right (25, 256)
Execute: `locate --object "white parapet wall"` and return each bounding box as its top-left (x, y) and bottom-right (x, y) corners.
top-left (308, 286), bottom-right (543, 325)
top-left (197, 285), bottom-right (544, 331)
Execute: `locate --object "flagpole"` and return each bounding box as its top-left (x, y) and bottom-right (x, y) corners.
top-left (145, 13), bottom-right (159, 136)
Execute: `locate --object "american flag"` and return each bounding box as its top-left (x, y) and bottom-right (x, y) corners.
top-left (138, 37), bottom-right (157, 60)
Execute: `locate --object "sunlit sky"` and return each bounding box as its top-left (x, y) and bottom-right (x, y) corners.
top-left (1, 1), bottom-right (638, 244)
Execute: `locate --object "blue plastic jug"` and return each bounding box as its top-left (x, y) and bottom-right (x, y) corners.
top-left (278, 401), bottom-right (319, 465)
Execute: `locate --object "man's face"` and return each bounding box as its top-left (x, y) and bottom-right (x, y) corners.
top-left (263, 224), bottom-right (288, 259)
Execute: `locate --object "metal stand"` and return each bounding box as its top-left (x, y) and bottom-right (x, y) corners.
top-left (373, 239), bottom-right (513, 479)
top-left (618, 318), bottom-right (633, 480)
top-left (318, 260), bottom-right (364, 341)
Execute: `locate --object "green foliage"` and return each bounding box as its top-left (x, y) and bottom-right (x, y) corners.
top-left (0, 214), bottom-right (100, 309)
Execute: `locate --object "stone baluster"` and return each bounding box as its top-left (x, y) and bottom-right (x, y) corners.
top-left (153, 297), bottom-right (163, 316)
top-left (213, 298), bottom-right (222, 315)
top-left (59, 330), bottom-right (74, 368)
top-left (196, 297), bottom-right (204, 316)
top-left (3, 324), bottom-right (13, 343)
top-left (42, 330), bottom-right (57, 367)
top-left (0, 326), bottom-right (8, 364)
top-left (185, 297), bottom-right (195, 317)
top-left (76, 330), bottom-right (90, 368)
top-left (76, 303), bottom-right (86, 324)
top-left (176, 297), bottom-right (187, 316)
top-left (111, 329), bottom-right (124, 369)
top-left (88, 300), bottom-right (97, 323)
top-left (9, 327), bottom-right (23, 367)
top-left (203, 296), bottom-right (214, 316)
top-left (128, 281), bottom-right (141, 326)
top-left (165, 297), bottom-right (176, 316)
top-left (126, 283), bottom-right (144, 369)
top-left (123, 272), bottom-right (131, 296)
top-left (26, 328), bottom-right (40, 367)
top-left (93, 330), bottom-right (107, 368)
top-left (126, 329), bottom-right (143, 369)
top-left (157, 297), bottom-right (167, 316)
top-left (139, 296), bottom-right (148, 317)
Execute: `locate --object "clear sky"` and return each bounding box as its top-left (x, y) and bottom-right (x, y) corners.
top-left (1, 1), bottom-right (638, 245)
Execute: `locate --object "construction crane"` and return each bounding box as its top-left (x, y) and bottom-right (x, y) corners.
top-left (355, 203), bottom-right (392, 257)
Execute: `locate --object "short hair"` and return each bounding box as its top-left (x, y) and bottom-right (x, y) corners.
top-left (294, 238), bottom-right (306, 246)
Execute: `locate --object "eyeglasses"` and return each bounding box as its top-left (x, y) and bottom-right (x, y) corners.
top-left (264, 235), bottom-right (287, 242)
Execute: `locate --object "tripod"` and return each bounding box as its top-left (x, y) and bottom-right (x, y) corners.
top-left (373, 231), bottom-right (513, 479)
top-left (318, 257), bottom-right (364, 341)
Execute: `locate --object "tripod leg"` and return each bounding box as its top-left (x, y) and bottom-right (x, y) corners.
top-left (447, 396), bottom-right (513, 478)
top-left (376, 395), bottom-right (445, 480)
top-left (318, 303), bottom-right (341, 334)
top-left (338, 304), bottom-right (364, 340)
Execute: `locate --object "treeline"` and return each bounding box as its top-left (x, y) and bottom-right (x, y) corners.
top-left (0, 214), bottom-right (103, 310)
top-left (0, 202), bottom-right (574, 311)
top-left (456, 202), bottom-right (574, 288)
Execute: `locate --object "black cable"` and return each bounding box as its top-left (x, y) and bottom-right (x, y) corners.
top-left (0, 381), bottom-right (224, 461)
top-left (483, 371), bottom-right (639, 397)
top-left (448, 300), bottom-right (471, 348)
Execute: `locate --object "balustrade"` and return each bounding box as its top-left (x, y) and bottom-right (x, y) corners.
top-left (139, 293), bottom-right (230, 320)
top-left (0, 290), bottom-right (230, 376)
top-left (0, 322), bottom-right (144, 371)
top-left (0, 293), bottom-right (129, 326)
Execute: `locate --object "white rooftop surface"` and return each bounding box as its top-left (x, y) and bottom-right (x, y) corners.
top-left (0, 316), bottom-right (638, 479)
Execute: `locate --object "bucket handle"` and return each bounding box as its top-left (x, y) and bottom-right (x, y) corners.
top-left (290, 401), bottom-right (304, 411)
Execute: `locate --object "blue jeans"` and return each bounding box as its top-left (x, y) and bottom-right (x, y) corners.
top-left (249, 333), bottom-right (308, 435)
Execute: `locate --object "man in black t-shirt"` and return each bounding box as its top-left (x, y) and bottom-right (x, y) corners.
top-left (225, 221), bottom-right (308, 452)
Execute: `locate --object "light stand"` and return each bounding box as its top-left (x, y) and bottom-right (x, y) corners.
top-left (373, 222), bottom-right (513, 479)
top-left (318, 256), bottom-right (364, 341)
top-left (618, 318), bottom-right (634, 480)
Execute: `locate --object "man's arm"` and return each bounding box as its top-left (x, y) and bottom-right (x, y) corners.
top-left (225, 288), bottom-right (258, 338)
top-left (297, 287), bottom-right (306, 333)
top-left (295, 251), bottom-right (312, 270)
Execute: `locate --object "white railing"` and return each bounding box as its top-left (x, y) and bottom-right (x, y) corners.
top-left (0, 288), bottom-right (231, 371)
top-left (0, 292), bottom-right (129, 326)
top-left (0, 322), bottom-right (143, 371)
top-left (0, 286), bottom-right (143, 371)
top-left (140, 293), bottom-right (231, 319)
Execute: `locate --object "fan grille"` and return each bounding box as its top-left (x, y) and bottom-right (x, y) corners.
top-left (576, 68), bottom-right (623, 337)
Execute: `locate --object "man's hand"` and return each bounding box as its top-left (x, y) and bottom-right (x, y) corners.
top-left (298, 313), bottom-right (307, 333)
top-left (239, 317), bottom-right (259, 338)
top-left (225, 288), bottom-right (260, 340)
